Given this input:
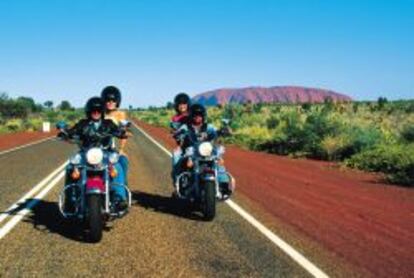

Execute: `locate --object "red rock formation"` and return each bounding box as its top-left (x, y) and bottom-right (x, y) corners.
top-left (192, 86), bottom-right (352, 105)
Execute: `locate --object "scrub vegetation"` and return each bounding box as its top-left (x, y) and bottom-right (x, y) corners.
top-left (0, 93), bottom-right (82, 134)
top-left (131, 98), bottom-right (414, 186)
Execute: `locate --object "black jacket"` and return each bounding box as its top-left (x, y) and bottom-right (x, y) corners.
top-left (60, 119), bottom-right (126, 149)
top-left (180, 123), bottom-right (218, 150)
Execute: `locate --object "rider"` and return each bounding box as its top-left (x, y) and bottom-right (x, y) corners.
top-left (59, 97), bottom-right (126, 148)
top-left (101, 86), bottom-right (129, 185)
top-left (170, 93), bottom-right (191, 183)
top-left (58, 96), bottom-right (129, 210)
top-left (178, 103), bottom-right (234, 196)
top-left (171, 92), bottom-right (191, 131)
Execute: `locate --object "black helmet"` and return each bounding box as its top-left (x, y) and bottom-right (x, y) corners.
top-left (101, 86), bottom-right (121, 108)
top-left (189, 103), bottom-right (206, 122)
top-left (174, 93), bottom-right (191, 112)
top-left (85, 97), bottom-right (104, 119)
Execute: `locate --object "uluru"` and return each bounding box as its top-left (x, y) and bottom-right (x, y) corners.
top-left (192, 86), bottom-right (352, 105)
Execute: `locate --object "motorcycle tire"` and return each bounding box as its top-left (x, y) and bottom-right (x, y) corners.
top-left (87, 194), bottom-right (103, 243)
top-left (202, 181), bottom-right (216, 221)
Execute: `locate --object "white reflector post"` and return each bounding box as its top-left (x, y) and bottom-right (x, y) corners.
top-left (42, 122), bottom-right (51, 133)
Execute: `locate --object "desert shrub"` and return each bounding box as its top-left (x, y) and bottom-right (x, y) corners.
top-left (319, 126), bottom-right (383, 160)
top-left (301, 102), bottom-right (312, 112)
top-left (45, 110), bottom-right (58, 123)
top-left (266, 116), bottom-right (279, 129)
top-left (299, 112), bottom-right (340, 158)
top-left (341, 126), bottom-right (383, 156)
top-left (159, 110), bottom-right (168, 117)
top-left (24, 117), bottom-right (43, 131)
top-left (239, 112), bottom-right (266, 127)
top-left (133, 100), bottom-right (414, 186)
top-left (320, 135), bottom-right (351, 160)
top-left (252, 103), bottom-right (263, 113)
top-left (5, 118), bottom-right (23, 132)
top-left (405, 102), bottom-right (414, 113)
top-left (346, 144), bottom-right (414, 185)
top-left (322, 97), bottom-right (334, 113)
top-left (223, 104), bottom-right (243, 120)
top-left (352, 102), bottom-right (360, 113)
top-left (256, 111), bottom-right (306, 155)
top-left (233, 126), bottom-right (272, 149)
top-left (401, 125), bottom-right (414, 143)
top-left (64, 111), bottom-right (81, 123)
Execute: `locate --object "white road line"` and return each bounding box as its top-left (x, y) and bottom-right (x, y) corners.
top-left (0, 170), bottom-right (65, 240)
top-left (0, 161), bottom-right (68, 225)
top-left (0, 136), bottom-right (55, 156)
top-left (225, 200), bottom-right (329, 278)
top-left (132, 121), bottom-right (330, 278)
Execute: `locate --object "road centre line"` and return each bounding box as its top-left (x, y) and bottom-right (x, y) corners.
top-left (0, 136), bottom-right (55, 156)
top-left (132, 122), bottom-right (330, 278)
top-left (0, 170), bottom-right (66, 240)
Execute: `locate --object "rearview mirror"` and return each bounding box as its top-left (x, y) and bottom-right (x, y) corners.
top-left (120, 120), bottom-right (131, 128)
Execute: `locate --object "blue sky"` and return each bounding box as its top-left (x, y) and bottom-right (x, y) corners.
top-left (0, 0), bottom-right (413, 107)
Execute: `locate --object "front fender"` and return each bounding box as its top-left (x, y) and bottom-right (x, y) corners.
top-left (86, 176), bottom-right (105, 194)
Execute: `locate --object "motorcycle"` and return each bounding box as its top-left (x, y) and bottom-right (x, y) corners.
top-left (56, 121), bottom-right (131, 242)
top-left (174, 120), bottom-right (235, 221)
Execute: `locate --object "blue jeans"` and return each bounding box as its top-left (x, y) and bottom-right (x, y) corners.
top-left (171, 148), bottom-right (182, 183)
top-left (217, 165), bottom-right (230, 184)
top-left (111, 155), bottom-right (129, 202)
top-left (119, 155), bottom-right (129, 184)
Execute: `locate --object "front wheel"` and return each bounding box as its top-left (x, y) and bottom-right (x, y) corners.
top-left (87, 194), bottom-right (103, 243)
top-left (202, 181), bottom-right (216, 221)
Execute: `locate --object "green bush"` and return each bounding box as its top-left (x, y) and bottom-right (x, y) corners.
top-left (266, 116), bottom-right (279, 129)
top-left (405, 102), bottom-right (414, 113)
top-left (5, 118), bottom-right (23, 132)
top-left (24, 117), bottom-right (43, 131)
top-left (318, 126), bottom-right (383, 160)
top-left (401, 125), bottom-right (414, 143)
top-left (132, 100), bottom-right (414, 186)
top-left (301, 112), bottom-right (339, 157)
top-left (320, 135), bottom-right (350, 160)
top-left (46, 110), bottom-right (58, 123)
top-left (343, 126), bottom-right (383, 156)
top-left (346, 144), bottom-right (414, 185)
top-left (256, 112), bottom-right (306, 155)
top-left (233, 126), bottom-right (272, 150)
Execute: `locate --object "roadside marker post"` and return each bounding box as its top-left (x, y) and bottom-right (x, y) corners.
top-left (42, 122), bottom-right (51, 133)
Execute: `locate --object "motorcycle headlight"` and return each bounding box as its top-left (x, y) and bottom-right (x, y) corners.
top-left (69, 153), bottom-right (82, 165)
top-left (199, 142), bottom-right (213, 157)
top-left (109, 152), bottom-right (120, 164)
top-left (86, 148), bottom-right (104, 165)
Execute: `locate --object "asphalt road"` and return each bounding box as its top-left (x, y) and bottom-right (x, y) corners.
top-left (0, 126), bottom-right (311, 277)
